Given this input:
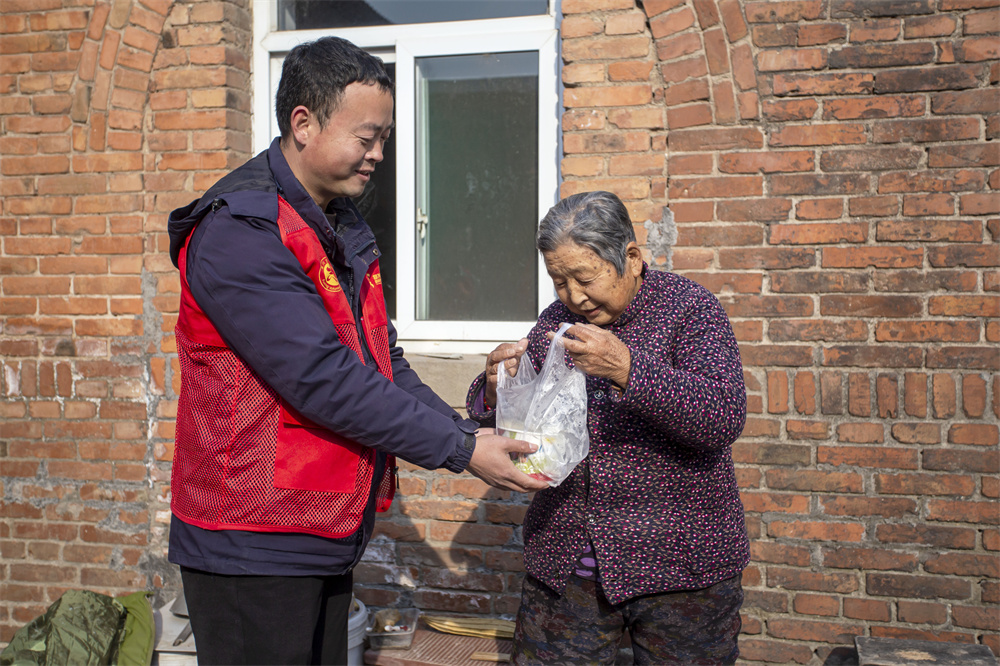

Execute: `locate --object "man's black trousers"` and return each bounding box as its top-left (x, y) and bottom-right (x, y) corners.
top-left (180, 566), bottom-right (354, 665)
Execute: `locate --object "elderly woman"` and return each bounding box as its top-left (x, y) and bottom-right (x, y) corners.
top-left (466, 191), bottom-right (749, 665)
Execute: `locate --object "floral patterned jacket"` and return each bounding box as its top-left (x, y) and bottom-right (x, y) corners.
top-left (467, 266), bottom-right (750, 604)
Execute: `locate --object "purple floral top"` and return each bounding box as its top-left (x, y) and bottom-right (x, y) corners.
top-left (467, 266), bottom-right (749, 605)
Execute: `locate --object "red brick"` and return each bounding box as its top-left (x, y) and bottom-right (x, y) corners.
top-left (877, 523), bottom-right (977, 551)
top-left (823, 546), bottom-right (918, 571)
top-left (821, 295), bottom-right (922, 318)
top-left (750, 542), bottom-right (811, 567)
top-left (739, 639), bottom-right (813, 664)
top-left (771, 222), bottom-right (867, 245)
top-left (768, 617), bottom-right (864, 645)
top-left (772, 272), bottom-right (868, 294)
top-left (949, 424), bottom-right (999, 446)
top-left (850, 17), bottom-right (902, 42)
top-left (817, 445), bottom-right (919, 469)
top-left (903, 193), bottom-right (955, 216)
top-left (822, 147), bottom-right (923, 172)
top-left (830, 42), bottom-right (934, 68)
top-left (952, 606), bottom-right (1000, 632)
top-left (773, 72), bottom-right (874, 96)
top-left (837, 422), bottom-right (885, 443)
top-left (669, 127), bottom-right (764, 151)
top-left (666, 103), bottom-right (713, 129)
top-left (868, 573), bottom-right (971, 601)
top-left (607, 60), bottom-right (653, 82)
top-left (845, 598), bottom-right (892, 622)
top-left (771, 123), bottom-right (866, 147)
top-left (823, 246), bottom-right (923, 268)
top-left (898, 600), bottom-right (948, 624)
top-left (758, 47), bottom-right (828, 71)
top-left (768, 520), bottom-right (865, 542)
top-left (962, 6), bottom-right (1000, 32)
top-left (876, 374), bottom-right (898, 418)
top-left (930, 295), bottom-right (1000, 318)
top-left (773, 173), bottom-right (869, 196)
top-left (655, 32), bottom-right (702, 62)
top-left (927, 499), bottom-right (1000, 525)
top-left (768, 566), bottom-right (859, 594)
top-left (845, 373), bottom-right (870, 417)
top-left (793, 593), bottom-right (840, 617)
top-left (649, 6), bottom-right (696, 39)
top-left (875, 64), bottom-right (983, 93)
top-left (870, 626), bottom-right (979, 643)
top-left (928, 244), bottom-right (1000, 268)
top-left (763, 98), bottom-right (819, 121)
top-left (767, 469), bottom-right (863, 493)
top-left (563, 35), bottom-right (650, 61)
top-left (875, 269), bottom-right (978, 293)
top-left (793, 372), bottom-right (817, 415)
top-left (800, 22), bottom-right (848, 46)
top-left (717, 198), bottom-right (793, 222)
top-left (795, 199), bottom-right (843, 220)
top-left (703, 28), bottom-right (729, 74)
top-left (660, 55), bottom-right (709, 84)
top-left (877, 472), bottom-right (976, 496)
top-left (850, 195), bottom-right (899, 217)
top-left (962, 374), bottom-right (987, 418)
top-left (719, 150), bottom-right (813, 173)
top-left (925, 553), bottom-right (1000, 577)
top-left (891, 423), bottom-right (940, 445)
top-left (961, 192), bottom-right (1000, 215)
top-left (928, 143), bottom-right (1000, 168)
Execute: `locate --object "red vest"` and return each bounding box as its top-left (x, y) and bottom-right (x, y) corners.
top-left (171, 195), bottom-right (395, 538)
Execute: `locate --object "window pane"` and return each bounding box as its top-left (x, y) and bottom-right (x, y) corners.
top-left (277, 0), bottom-right (548, 30)
top-left (416, 52), bottom-right (538, 322)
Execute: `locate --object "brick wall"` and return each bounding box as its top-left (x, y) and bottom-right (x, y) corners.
top-left (0, 0), bottom-right (252, 640)
top-left (1, 0), bottom-right (998, 663)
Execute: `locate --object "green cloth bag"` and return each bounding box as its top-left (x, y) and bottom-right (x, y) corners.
top-left (1, 590), bottom-right (154, 666)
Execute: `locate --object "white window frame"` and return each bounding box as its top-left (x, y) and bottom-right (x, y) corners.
top-left (252, 8), bottom-right (561, 353)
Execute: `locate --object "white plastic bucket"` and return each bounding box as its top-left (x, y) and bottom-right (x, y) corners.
top-left (346, 595), bottom-right (367, 666)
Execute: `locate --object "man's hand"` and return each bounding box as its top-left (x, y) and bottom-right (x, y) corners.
top-left (550, 324), bottom-right (631, 389)
top-left (483, 338), bottom-right (529, 407)
top-left (466, 428), bottom-right (549, 493)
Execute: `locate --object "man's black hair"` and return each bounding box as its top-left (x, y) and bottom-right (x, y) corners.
top-left (275, 36), bottom-right (392, 140)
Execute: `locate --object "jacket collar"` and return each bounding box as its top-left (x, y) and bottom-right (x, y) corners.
top-left (609, 262), bottom-right (650, 330)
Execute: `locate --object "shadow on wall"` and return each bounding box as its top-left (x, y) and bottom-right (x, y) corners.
top-left (355, 477), bottom-right (529, 618)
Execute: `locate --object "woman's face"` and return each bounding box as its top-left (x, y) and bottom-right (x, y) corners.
top-left (543, 241), bottom-right (643, 326)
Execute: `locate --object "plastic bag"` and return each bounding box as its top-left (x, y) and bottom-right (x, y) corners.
top-left (496, 323), bottom-right (590, 487)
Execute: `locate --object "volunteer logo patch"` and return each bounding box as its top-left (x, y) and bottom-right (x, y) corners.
top-left (319, 258), bottom-right (342, 293)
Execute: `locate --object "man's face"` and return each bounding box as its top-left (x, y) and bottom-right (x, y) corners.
top-left (296, 82), bottom-right (394, 206)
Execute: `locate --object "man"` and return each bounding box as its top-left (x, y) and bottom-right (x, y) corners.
top-left (166, 36), bottom-right (547, 665)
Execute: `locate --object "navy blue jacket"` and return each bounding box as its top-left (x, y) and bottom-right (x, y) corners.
top-left (166, 139), bottom-right (477, 575)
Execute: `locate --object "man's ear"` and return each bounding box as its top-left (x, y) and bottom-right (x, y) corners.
top-left (288, 105), bottom-right (313, 146)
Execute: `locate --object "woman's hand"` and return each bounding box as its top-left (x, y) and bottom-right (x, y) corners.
top-left (551, 324), bottom-right (631, 389)
top-left (483, 338), bottom-right (529, 407)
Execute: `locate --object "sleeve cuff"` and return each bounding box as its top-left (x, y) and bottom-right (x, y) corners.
top-left (443, 421), bottom-right (477, 473)
top-left (465, 372), bottom-right (496, 425)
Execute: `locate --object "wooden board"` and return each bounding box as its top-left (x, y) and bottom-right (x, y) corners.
top-left (364, 629), bottom-right (513, 666)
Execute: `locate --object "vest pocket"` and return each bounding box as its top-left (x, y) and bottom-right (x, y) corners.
top-left (274, 404), bottom-right (363, 493)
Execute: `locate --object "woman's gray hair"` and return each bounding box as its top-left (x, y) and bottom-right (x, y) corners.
top-left (536, 191), bottom-right (636, 276)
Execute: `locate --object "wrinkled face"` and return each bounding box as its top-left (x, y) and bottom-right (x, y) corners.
top-left (296, 82), bottom-right (394, 206)
top-left (543, 241), bottom-right (643, 326)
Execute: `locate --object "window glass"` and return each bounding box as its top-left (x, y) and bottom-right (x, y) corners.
top-left (415, 52), bottom-right (539, 321)
top-left (277, 0), bottom-right (548, 30)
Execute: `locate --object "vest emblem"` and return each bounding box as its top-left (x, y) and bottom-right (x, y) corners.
top-left (319, 257), bottom-right (342, 293)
